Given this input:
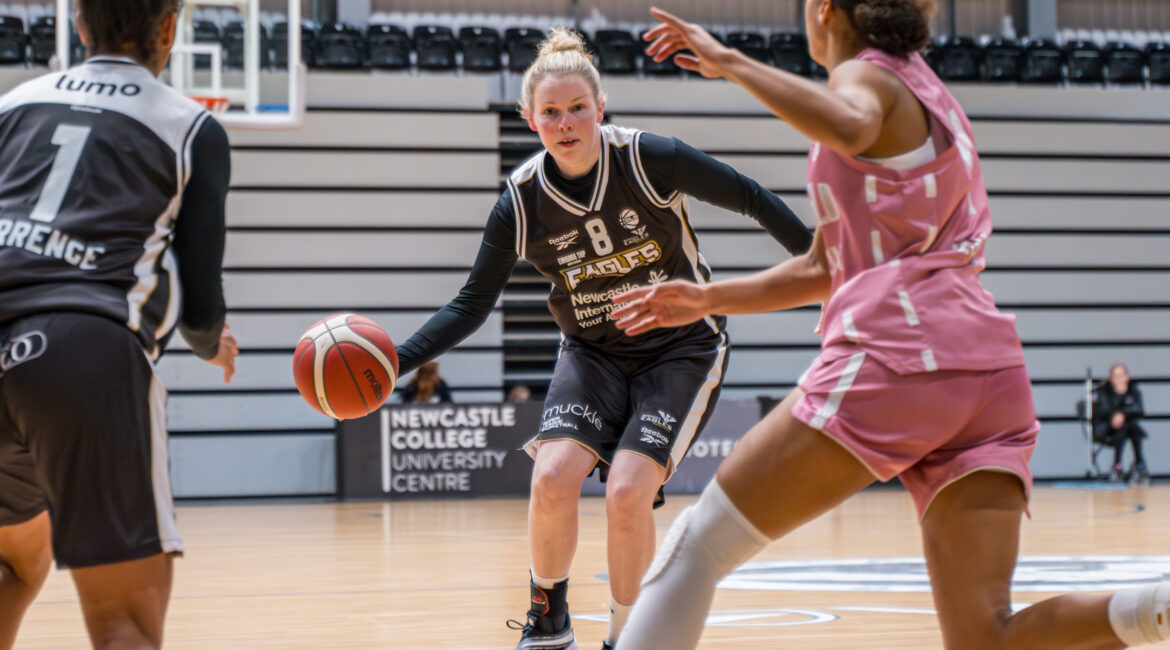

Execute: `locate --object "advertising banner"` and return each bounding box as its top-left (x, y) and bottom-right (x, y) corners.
top-left (337, 400), bottom-right (761, 500)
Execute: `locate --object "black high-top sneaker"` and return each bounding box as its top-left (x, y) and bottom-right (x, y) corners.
top-left (507, 577), bottom-right (575, 649)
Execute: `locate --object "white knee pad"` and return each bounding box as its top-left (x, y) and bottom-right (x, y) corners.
top-left (1110, 583), bottom-right (1170, 646)
top-left (618, 481), bottom-right (771, 650)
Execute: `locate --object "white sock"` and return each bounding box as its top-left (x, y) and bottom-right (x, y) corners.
top-left (531, 570), bottom-right (567, 590)
top-left (1109, 584), bottom-right (1170, 646)
top-left (606, 596), bottom-right (632, 645)
top-left (615, 479), bottom-right (770, 650)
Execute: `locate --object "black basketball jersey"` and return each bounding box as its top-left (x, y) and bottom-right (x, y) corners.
top-left (0, 58), bottom-right (212, 359)
top-left (508, 125), bottom-right (724, 352)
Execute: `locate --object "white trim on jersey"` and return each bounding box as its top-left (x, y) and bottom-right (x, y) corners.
top-left (151, 110), bottom-right (209, 353)
top-left (629, 131), bottom-right (679, 209)
top-left (152, 248), bottom-right (181, 357)
top-left (507, 179), bottom-right (527, 259)
top-left (670, 197), bottom-right (721, 334)
top-left (533, 126), bottom-right (618, 215)
top-left (129, 110), bottom-right (208, 346)
top-left (127, 198), bottom-right (181, 336)
top-left (145, 350), bottom-right (183, 556)
top-left (508, 155), bottom-right (541, 259)
top-left (537, 150), bottom-right (590, 216)
top-left (588, 128), bottom-right (612, 212)
top-left (668, 331), bottom-right (728, 476)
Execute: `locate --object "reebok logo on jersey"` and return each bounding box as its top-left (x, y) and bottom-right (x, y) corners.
top-left (561, 241), bottom-right (662, 290)
top-left (648, 270), bottom-right (667, 284)
top-left (639, 427), bottom-right (669, 448)
top-left (548, 229), bottom-right (580, 251)
top-left (0, 331), bottom-right (46, 373)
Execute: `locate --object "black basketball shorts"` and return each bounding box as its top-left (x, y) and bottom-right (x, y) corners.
top-left (0, 312), bottom-right (182, 569)
top-left (525, 331), bottom-right (729, 477)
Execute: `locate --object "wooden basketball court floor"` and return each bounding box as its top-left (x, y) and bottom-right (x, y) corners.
top-left (14, 483), bottom-right (1168, 649)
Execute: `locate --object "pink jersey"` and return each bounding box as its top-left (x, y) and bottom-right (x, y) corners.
top-left (807, 48), bottom-right (1025, 375)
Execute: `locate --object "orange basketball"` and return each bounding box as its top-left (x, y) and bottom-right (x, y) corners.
top-left (293, 313), bottom-right (399, 420)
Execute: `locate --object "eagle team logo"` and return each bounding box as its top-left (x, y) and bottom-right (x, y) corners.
top-left (562, 241), bottom-right (662, 290)
top-left (619, 208), bottom-right (648, 244)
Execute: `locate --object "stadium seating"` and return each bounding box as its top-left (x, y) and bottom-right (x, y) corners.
top-left (315, 23), bottom-right (365, 69)
top-left (1104, 42), bottom-right (1145, 85)
top-left (769, 32), bottom-right (812, 77)
top-left (193, 20), bottom-right (220, 70)
top-left (726, 31), bottom-right (769, 63)
top-left (414, 25), bottom-right (457, 71)
top-left (639, 28), bottom-right (680, 76)
top-left (1065, 39), bottom-right (1106, 84)
top-left (504, 27), bottom-right (542, 72)
top-left (981, 36), bottom-right (1023, 82)
top-left (27, 15), bottom-right (51, 64)
top-left (8, 6), bottom-right (1168, 89)
top-left (1148, 41), bottom-right (1170, 84)
top-left (594, 29), bottom-right (638, 75)
top-left (0, 15), bottom-right (24, 64)
top-left (367, 24), bottom-right (411, 70)
top-left (223, 21), bottom-right (270, 69)
top-left (937, 35), bottom-right (982, 81)
top-left (460, 26), bottom-right (503, 72)
top-left (271, 20), bottom-right (317, 68)
top-left (1020, 37), bottom-right (1064, 83)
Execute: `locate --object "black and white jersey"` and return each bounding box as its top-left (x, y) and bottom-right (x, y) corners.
top-left (0, 57), bottom-right (229, 360)
top-left (393, 125), bottom-right (811, 374)
top-left (508, 124), bottom-right (721, 351)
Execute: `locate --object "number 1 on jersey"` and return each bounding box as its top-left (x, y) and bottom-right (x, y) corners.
top-left (584, 217), bottom-right (613, 256)
top-left (29, 124), bottom-right (92, 223)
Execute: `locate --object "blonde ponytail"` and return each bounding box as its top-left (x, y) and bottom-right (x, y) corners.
top-left (518, 26), bottom-right (605, 113)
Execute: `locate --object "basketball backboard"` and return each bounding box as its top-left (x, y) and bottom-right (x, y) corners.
top-left (54, 0), bottom-right (305, 129)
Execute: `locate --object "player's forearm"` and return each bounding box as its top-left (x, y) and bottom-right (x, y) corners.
top-left (717, 51), bottom-right (874, 154)
top-left (701, 253), bottom-right (830, 315)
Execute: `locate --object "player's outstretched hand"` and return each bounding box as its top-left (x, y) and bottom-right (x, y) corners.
top-left (643, 7), bottom-right (734, 79)
top-left (612, 280), bottom-right (709, 336)
top-left (207, 323), bottom-right (239, 384)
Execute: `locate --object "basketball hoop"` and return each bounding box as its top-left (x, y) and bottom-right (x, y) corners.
top-left (190, 95), bottom-right (230, 115)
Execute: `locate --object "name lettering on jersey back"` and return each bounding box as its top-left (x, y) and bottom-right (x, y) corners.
top-left (55, 74), bottom-right (142, 98)
top-left (0, 218), bottom-right (105, 270)
top-left (561, 241), bottom-right (662, 290)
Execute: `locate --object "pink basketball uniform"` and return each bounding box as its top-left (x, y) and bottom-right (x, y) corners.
top-left (790, 48), bottom-right (1040, 517)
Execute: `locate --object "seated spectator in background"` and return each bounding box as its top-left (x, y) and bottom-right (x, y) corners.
top-left (1093, 363), bottom-right (1148, 483)
top-left (507, 384), bottom-right (532, 403)
top-left (398, 361), bottom-right (453, 404)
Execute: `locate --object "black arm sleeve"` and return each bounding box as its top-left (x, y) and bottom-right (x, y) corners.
top-left (172, 117), bottom-right (230, 360)
top-left (638, 132), bottom-right (813, 255)
top-left (394, 192), bottom-right (520, 376)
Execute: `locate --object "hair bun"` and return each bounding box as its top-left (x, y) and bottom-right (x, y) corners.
top-left (851, 0), bottom-right (934, 57)
top-left (538, 26), bottom-right (588, 57)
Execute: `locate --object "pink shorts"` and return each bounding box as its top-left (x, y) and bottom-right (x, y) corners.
top-left (791, 349), bottom-right (1040, 519)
